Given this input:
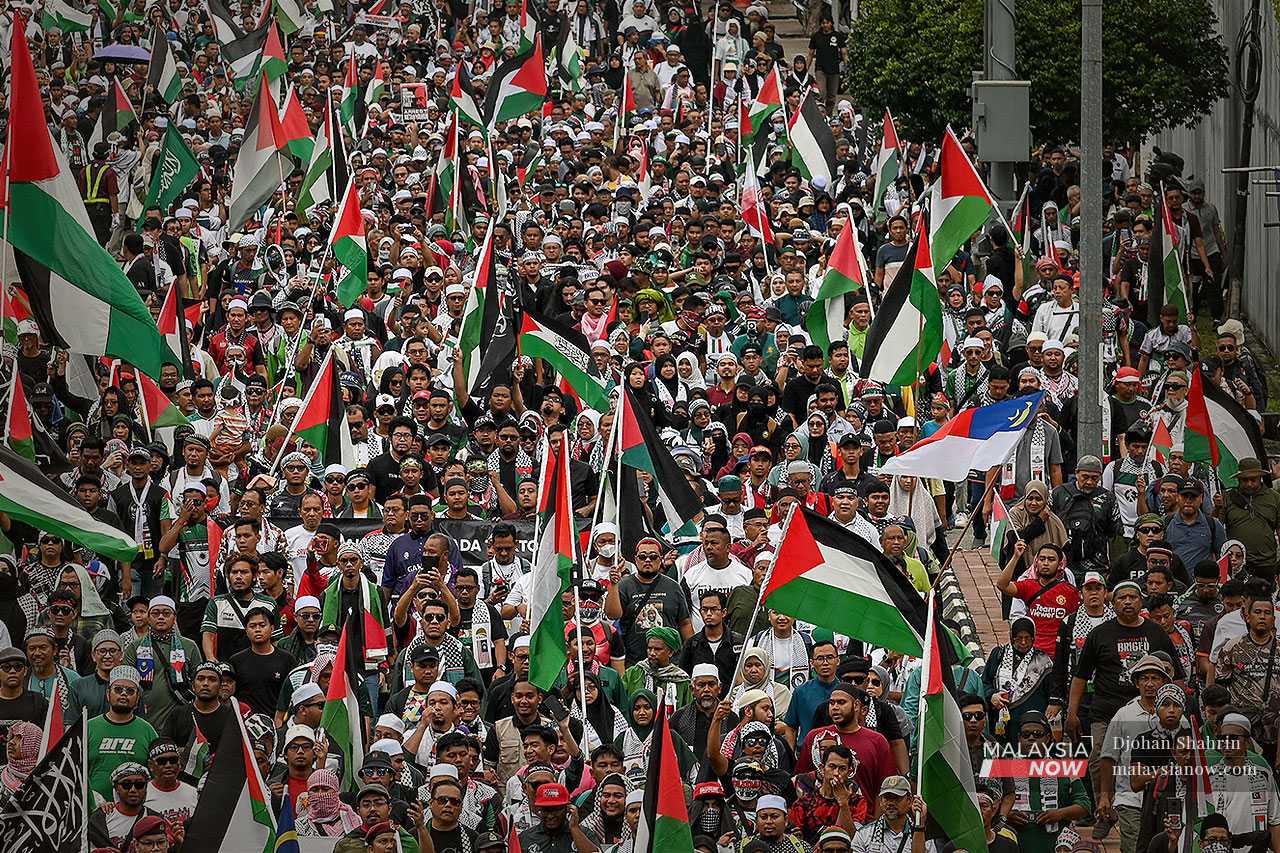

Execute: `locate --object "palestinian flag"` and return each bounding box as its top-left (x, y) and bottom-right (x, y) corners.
top-left (296, 100), bottom-right (332, 219)
top-left (227, 72), bottom-right (290, 228)
top-left (328, 179), bottom-right (368, 307)
top-left (98, 0), bottom-right (143, 22)
top-left (279, 86), bottom-right (313, 163)
top-left (1151, 415), bottom-right (1174, 466)
top-left (223, 23), bottom-right (269, 92)
top-left (861, 214), bottom-right (944, 386)
top-left (273, 0), bottom-right (305, 35)
top-left (920, 592), bottom-right (988, 853)
top-left (88, 77), bottom-right (139, 150)
top-left (989, 492), bottom-right (1010, 564)
top-left (260, 23), bottom-right (289, 84)
top-left (157, 280), bottom-right (195, 379)
top-left (5, 378), bottom-right (34, 460)
top-left (0, 284), bottom-right (33, 345)
top-left (364, 62), bottom-right (388, 110)
top-left (871, 109), bottom-right (901, 219)
top-left (318, 612), bottom-right (367, 790)
top-left (339, 55), bottom-right (360, 138)
top-left (37, 674), bottom-right (66, 758)
top-left (766, 507), bottom-right (927, 655)
top-left (185, 705), bottom-right (277, 853)
top-left (1153, 188), bottom-right (1191, 323)
top-left (787, 92), bottom-right (836, 186)
top-left (138, 370), bottom-right (189, 431)
top-left (458, 220), bottom-right (498, 392)
top-left (482, 35), bottom-right (547, 128)
top-left (205, 0), bottom-right (245, 44)
top-left (528, 431), bottom-right (575, 691)
top-left (449, 63), bottom-right (486, 132)
top-left (41, 0), bottom-right (92, 34)
top-left (928, 126), bottom-right (997, 270)
top-left (284, 348), bottom-right (356, 468)
top-left (741, 167), bottom-right (772, 243)
top-left (1183, 366), bottom-right (1266, 486)
top-left (634, 700), bottom-right (694, 853)
top-left (2, 23), bottom-right (177, 378)
top-left (518, 0), bottom-right (538, 53)
top-left (805, 217), bottom-right (869, 355)
top-left (554, 26), bottom-right (585, 94)
top-left (0, 445), bottom-right (138, 562)
top-left (427, 113), bottom-right (459, 219)
top-left (619, 385), bottom-right (705, 541)
top-left (740, 65), bottom-right (783, 148)
top-left (519, 307), bottom-right (611, 412)
top-left (515, 143), bottom-right (542, 187)
top-left (1009, 182), bottom-right (1037, 290)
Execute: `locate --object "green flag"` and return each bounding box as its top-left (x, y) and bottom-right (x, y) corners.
top-left (144, 126), bottom-right (200, 215)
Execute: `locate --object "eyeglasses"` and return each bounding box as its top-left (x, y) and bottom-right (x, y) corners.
top-left (111, 684), bottom-right (139, 695)
top-left (116, 779), bottom-right (147, 790)
top-left (961, 711), bottom-right (986, 721)
top-left (303, 700), bottom-right (325, 710)
top-left (588, 298), bottom-right (607, 306)
top-left (135, 838), bottom-right (168, 851)
top-left (284, 465), bottom-right (308, 473)
top-left (1165, 383), bottom-right (1187, 390)
top-left (1218, 344), bottom-right (1237, 352)
top-left (849, 674), bottom-right (867, 684)
top-left (866, 678), bottom-right (881, 687)
top-left (298, 611), bottom-right (321, 621)
top-left (409, 511), bottom-right (431, 520)
top-left (434, 795), bottom-right (463, 806)
top-left (422, 612), bottom-right (448, 623)
top-left (0, 662), bottom-right (26, 672)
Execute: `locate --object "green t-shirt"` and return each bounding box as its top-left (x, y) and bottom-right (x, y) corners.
top-left (87, 713), bottom-right (158, 799)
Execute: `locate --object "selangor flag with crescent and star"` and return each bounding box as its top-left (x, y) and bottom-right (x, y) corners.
top-left (875, 392), bottom-right (1046, 481)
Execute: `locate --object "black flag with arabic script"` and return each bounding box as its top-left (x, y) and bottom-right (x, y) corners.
top-left (0, 717), bottom-right (86, 853)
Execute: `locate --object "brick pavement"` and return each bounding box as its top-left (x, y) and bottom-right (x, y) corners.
top-left (948, 545), bottom-right (1010, 653)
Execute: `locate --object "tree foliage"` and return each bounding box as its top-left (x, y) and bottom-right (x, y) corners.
top-left (845, 0), bottom-right (1229, 145)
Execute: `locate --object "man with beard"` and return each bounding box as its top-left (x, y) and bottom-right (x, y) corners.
top-left (88, 762), bottom-right (165, 850)
top-left (200, 554), bottom-right (276, 662)
top-left (519, 782), bottom-right (599, 853)
top-left (159, 661), bottom-right (231, 766)
top-left (621, 626), bottom-right (692, 708)
top-left (850, 776), bottom-right (928, 853)
top-left (368, 418), bottom-right (419, 503)
top-left (604, 537), bottom-right (693, 665)
top-left (671, 664), bottom-right (737, 757)
top-left (795, 685), bottom-right (894, 805)
top-left (87, 665), bottom-right (158, 800)
top-left (450, 567), bottom-right (508, 685)
top-left (580, 773), bottom-right (629, 848)
top-left (996, 541), bottom-right (1080, 655)
top-left (145, 739), bottom-right (199, 826)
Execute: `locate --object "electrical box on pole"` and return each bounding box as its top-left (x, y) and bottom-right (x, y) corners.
top-left (972, 79), bottom-right (1031, 204)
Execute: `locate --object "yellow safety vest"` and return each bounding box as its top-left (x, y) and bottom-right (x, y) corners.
top-left (84, 164), bottom-right (110, 205)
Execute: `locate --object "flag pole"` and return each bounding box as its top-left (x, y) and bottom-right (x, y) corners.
top-left (587, 397), bottom-right (618, 532)
top-left (268, 327), bottom-right (335, 477)
top-left (728, 501), bottom-right (795, 689)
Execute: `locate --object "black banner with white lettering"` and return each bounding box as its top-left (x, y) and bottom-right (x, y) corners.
top-left (269, 517), bottom-right (539, 566)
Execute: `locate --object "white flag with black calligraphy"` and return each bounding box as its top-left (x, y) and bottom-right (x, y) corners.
top-left (0, 716), bottom-right (86, 853)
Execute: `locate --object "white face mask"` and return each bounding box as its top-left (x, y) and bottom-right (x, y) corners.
top-left (597, 542), bottom-right (617, 559)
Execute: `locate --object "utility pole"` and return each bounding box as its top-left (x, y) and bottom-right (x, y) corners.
top-left (972, 0), bottom-right (1029, 208)
top-left (1076, 0), bottom-right (1103, 459)
top-left (1226, 0), bottom-right (1264, 318)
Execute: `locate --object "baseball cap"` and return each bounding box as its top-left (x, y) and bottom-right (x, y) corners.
top-left (533, 782), bottom-right (571, 808)
top-left (880, 775), bottom-right (912, 797)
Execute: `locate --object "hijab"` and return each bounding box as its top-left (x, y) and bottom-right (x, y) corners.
top-left (888, 476), bottom-right (943, 549)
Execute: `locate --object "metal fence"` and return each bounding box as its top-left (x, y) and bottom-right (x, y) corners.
top-left (1148, 0), bottom-right (1280, 347)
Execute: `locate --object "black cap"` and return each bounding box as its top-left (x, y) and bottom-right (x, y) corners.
top-left (476, 832), bottom-right (506, 851)
top-left (1179, 479), bottom-right (1204, 496)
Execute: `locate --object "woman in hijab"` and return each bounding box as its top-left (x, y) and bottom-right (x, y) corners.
top-left (1, 721), bottom-right (41, 792)
top-left (796, 412), bottom-right (834, 481)
top-left (729, 647), bottom-right (793, 720)
top-left (571, 410), bottom-right (601, 463)
top-left (888, 476), bottom-right (947, 562)
top-left (768, 434), bottom-right (819, 489)
top-left (568, 670), bottom-right (622, 755)
top-left (650, 354), bottom-right (688, 415)
top-left (998, 480), bottom-right (1068, 573)
top-left (615, 690), bottom-right (698, 779)
top-left (981, 616), bottom-right (1053, 742)
top-left (295, 768), bottom-right (362, 837)
top-left (675, 352), bottom-right (706, 393)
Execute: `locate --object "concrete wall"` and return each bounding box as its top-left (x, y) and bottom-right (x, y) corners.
top-left (1148, 0), bottom-right (1280, 345)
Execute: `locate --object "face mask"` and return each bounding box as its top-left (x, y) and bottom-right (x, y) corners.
top-left (695, 803), bottom-right (722, 834)
top-left (597, 543), bottom-right (617, 559)
top-left (579, 600), bottom-right (603, 624)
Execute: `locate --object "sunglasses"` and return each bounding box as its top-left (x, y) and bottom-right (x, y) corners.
top-left (961, 711), bottom-right (986, 721)
top-left (40, 537), bottom-right (62, 545)
top-left (347, 481), bottom-right (369, 490)
top-left (1019, 729), bottom-right (1049, 739)
top-left (1165, 383), bottom-right (1187, 390)
top-left (0, 662), bottom-right (26, 672)
top-left (325, 476), bottom-right (347, 484)
top-left (434, 795), bottom-right (463, 806)
top-left (116, 780), bottom-right (148, 790)
top-left (153, 756), bottom-right (180, 766)
top-left (50, 606), bottom-right (74, 616)
top-left (422, 612), bottom-right (448, 623)
top-left (1137, 526), bottom-right (1163, 534)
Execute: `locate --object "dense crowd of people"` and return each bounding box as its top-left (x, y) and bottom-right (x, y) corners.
top-left (0, 1), bottom-right (1275, 853)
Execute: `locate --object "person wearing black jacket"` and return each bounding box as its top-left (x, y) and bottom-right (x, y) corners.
top-left (676, 590), bottom-right (742, 691)
top-left (1049, 455), bottom-right (1123, 571)
top-left (113, 447), bottom-right (168, 599)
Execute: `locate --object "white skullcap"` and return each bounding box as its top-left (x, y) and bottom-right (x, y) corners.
top-left (757, 795), bottom-right (788, 813)
top-left (691, 663), bottom-right (720, 681)
top-left (375, 714), bottom-right (406, 734)
top-left (294, 595), bottom-right (321, 613)
top-left (370, 738), bottom-right (403, 756)
top-left (428, 680), bottom-right (458, 700)
top-left (291, 682), bottom-right (324, 707)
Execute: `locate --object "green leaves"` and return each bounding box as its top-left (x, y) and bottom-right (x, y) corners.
top-left (845, 0), bottom-right (1228, 144)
